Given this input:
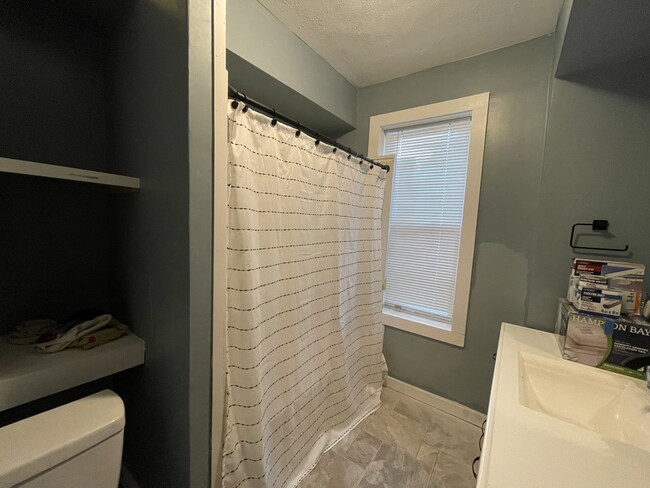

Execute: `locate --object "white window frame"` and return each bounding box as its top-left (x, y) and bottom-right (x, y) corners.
top-left (369, 93), bottom-right (489, 347)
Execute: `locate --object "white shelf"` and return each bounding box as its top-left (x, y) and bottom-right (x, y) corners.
top-left (0, 333), bottom-right (145, 412)
top-left (0, 157), bottom-right (140, 190)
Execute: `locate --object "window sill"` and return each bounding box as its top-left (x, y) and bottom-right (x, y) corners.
top-left (382, 308), bottom-right (465, 347)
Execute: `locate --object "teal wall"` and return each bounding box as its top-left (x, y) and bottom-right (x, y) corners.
top-left (527, 72), bottom-right (650, 329)
top-left (227, 0), bottom-right (357, 135)
top-left (225, 2), bottom-right (650, 413)
top-left (339, 33), bottom-right (650, 412)
top-left (339, 36), bottom-right (555, 412)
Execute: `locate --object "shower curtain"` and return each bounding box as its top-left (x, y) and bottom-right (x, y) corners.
top-left (223, 103), bottom-right (386, 488)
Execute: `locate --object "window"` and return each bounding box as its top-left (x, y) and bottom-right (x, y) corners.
top-left (369, 94), bottom-right (489, 346)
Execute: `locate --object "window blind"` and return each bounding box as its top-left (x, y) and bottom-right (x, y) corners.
top-left (383, 116), bottom-right (471, 327)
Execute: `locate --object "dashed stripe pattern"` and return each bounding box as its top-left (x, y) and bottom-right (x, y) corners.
top-left (224, 103), bottom-right (386, 488)
top-left (229, 206), bottom-right (380, 220)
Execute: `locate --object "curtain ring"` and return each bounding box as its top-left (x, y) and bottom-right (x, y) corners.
top-left (295, 122), bottom-right (301, 137)
top-left (315, 139), bottom-right (320, 146)
top-left (242, 94), bottom-right (249, 113)
top-left (230, 100), bottom-right (239, 109)
top-left (332, 147), bottom-right (337, 153)
top-left (271, 109), bottom-right (278, 126)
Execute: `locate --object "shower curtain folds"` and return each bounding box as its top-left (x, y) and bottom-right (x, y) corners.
top-left (223, 103), bottom-right (387, 488)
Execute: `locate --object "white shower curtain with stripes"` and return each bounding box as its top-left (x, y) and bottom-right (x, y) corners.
top-left (223, 103), bottom-right (386, 488)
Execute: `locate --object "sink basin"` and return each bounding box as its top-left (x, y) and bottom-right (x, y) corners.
top-left (518, 352), bottom-right (650, 452)
top-left (478, 324), bottom-right (650, 488)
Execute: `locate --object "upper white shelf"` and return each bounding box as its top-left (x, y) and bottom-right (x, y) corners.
top-left (0, 333), bottom-right (145, 412)
top-left (0, 156), bottom-right (140, 190)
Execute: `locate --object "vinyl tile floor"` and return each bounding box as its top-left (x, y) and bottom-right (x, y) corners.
top-left (298, 387), bottom-right (482, 488)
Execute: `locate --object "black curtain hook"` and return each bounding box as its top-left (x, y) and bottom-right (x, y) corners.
top-left (230, 100), bottom-right (239, 109)
top-left (315, 139), bottom-right (320, 146)
top-left (332, 147), bottom-right (337, 154)
top-left (295, 122), bottom-right (301, 137)
top-left (271, 109), bottom-right (278, 126)
top-left (242, 94), bottom-right (249, 113)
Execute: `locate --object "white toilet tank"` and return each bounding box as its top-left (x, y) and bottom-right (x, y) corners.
top-left (0, 390), bottom-right (125, 488)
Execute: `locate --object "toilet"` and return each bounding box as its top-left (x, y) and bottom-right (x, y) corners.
top-left (0, 390), bottom-right (125, 488)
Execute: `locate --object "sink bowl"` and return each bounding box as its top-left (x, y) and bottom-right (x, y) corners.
top-left (518, 352), bottom-right (650, 452)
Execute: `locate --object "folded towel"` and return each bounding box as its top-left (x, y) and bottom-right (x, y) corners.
top-left (71, 323), bottom-right (129, 350)
top-left (34, 314), bottom-right (112, 353)
top-left (8, 319), bottom-right (59, 345)
top-left (60, 309), bottom-right (109, 333)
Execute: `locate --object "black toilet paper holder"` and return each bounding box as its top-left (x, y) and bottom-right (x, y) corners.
top-left (569, 220), bottom-right (629, 252)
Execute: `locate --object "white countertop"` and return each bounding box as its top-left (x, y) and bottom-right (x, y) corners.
top-left (477, 323), bottom-right (650, 487)
top-left (0, 333), bottom-right (144, 412)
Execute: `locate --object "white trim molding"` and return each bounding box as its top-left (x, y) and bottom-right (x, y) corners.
top-left (369, 93), bottom-right (489, 347)
top-left (382, 308), bottom-right (466, 347)
top-left (384, 376), bottom-right (486, 428)
top-left (212, 0), bottom-right (228, 486)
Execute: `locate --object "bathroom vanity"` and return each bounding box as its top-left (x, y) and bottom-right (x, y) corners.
top-left (477, 323), bottom-right (650, 487)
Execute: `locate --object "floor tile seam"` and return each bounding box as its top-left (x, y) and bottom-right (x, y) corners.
top-left (340, 448), bottom-right (359, 468)
top-left (431, 449), bottom-right (443, 473)
top-left (435, 445), bottom-right (478, 463)
top-left (421, 435), bottom-right (478, 452)
top-left (420, 462), bottom-right (436, 488)
top-left (384, 402), bottom-right (429, 432)
top-left (352, 441), bottom-right (384, 488)
top-left (339, 433), bottom-right (380, 470)
top-left (412, 446), bottom-right (437, 488)
top-left (366, 411), bottom-right (427, 454)
top-left (434, 448), bottom-right (478, 484)
top-left (392, 404), bottom-right (464, 435)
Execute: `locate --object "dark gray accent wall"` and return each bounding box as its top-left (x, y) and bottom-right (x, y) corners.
top-left (0, 2), bottom-right (108, 170)
top-left (1, 2), bottom-right (214, 486)
top-left (109, 0), bottom-right (191, 486)
top-left (0, 2), bottom-right (112, 334)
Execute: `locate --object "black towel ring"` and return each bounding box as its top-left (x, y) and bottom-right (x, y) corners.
top-left (569, 220), bottom-right (629, 252)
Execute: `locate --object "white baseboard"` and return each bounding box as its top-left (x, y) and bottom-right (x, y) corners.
top-left (120, 463), bottom-right (141, 488)
top-left (384, 376), bottom-right (486, 427)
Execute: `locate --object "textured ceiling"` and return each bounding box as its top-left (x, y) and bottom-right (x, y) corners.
top-left (258, 0), bottom-right (564, 87)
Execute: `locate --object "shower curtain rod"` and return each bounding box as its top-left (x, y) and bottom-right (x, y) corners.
top-left (228, 85), bottom-right (390, 172)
